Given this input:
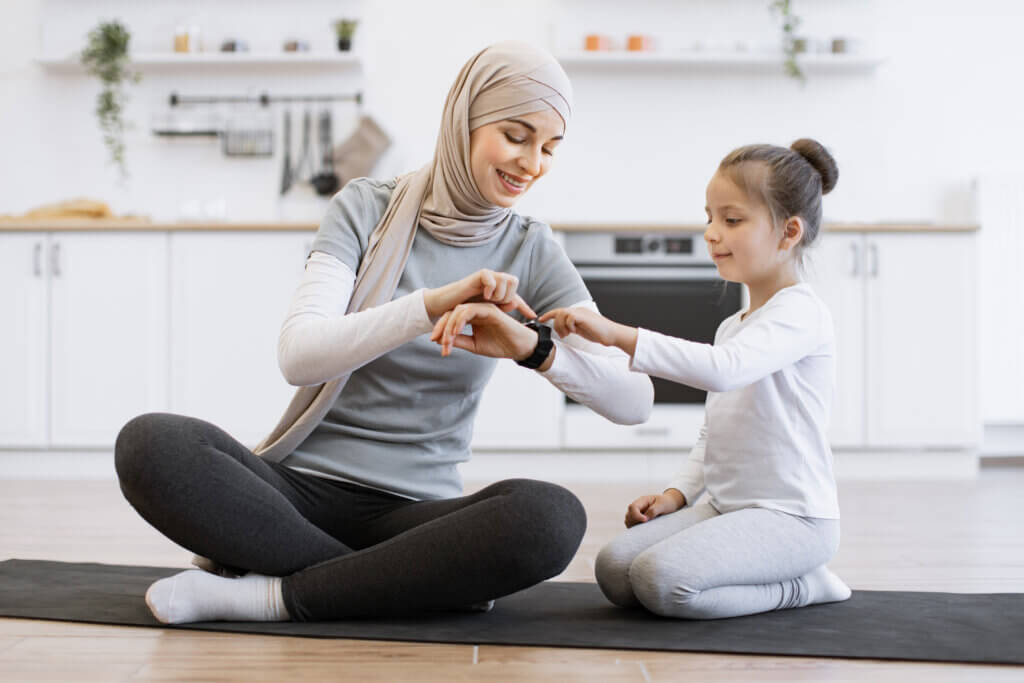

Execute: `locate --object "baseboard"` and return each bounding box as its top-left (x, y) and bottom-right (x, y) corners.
top-left (0, 451), bottom-right (116, 479)
top-left (830, 449), bottom-right (978, 479)
top-left (982, 423), bottom-right (1024, 458)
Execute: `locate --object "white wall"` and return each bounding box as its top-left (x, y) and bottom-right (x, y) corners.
top-left (2, 0), bottom-right (1022, 223)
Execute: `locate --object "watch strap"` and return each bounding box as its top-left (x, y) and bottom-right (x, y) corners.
top-left (516, 320), bottom-right (554, 370)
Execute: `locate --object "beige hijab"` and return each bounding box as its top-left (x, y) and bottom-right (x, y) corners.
top-left (255, 42), bottom-right (573, 461)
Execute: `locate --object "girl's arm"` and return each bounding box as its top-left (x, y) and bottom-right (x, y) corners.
top-left (546, 290), bottom-right (828, 393)
top-left (624, 420), bottom-right (706, 526)
top-left (276, 251), bottom-right (434, 386)
top-left (538, 300), bottom-right (654, 426)
top-left (630, 297), bottom-right (827, 392)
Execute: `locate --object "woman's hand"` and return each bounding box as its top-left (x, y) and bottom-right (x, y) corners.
top-left (423, 269), bottom-right (536, 321)
top-left (430, 302), bottom-right (538, 361)
top-left (624, 489), bottom-right (685, 528)
top-left (539, 307), bottom-right (639, 355)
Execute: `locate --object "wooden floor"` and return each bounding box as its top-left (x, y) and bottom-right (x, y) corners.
top-left (2, 469), bottom-right (1023, 681)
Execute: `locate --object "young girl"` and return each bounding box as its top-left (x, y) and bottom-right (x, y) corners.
top-left (540, 138), bottom-right (851, 620)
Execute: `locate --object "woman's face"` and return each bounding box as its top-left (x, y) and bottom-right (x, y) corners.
top-left (469, 108), bottom-right (564, 208)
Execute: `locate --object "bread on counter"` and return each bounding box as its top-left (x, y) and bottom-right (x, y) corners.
top-left (0, 198), bottom-right (148, 223)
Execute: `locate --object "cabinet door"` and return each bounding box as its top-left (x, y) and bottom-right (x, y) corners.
top-left (865, 233), bottom-right (980, 447)
top-left (170, 233), bottom-right (309, 447)
top-left (471, 359), bottom-right (563, 450)
top-left (804, 234), bottom-right (866, 447)
top-left (977, 176), bottom-right (1024, 422)
top-left (49, 233), bottom-right (169, 447)
top-left (0, 234), bottom-right (49, 446)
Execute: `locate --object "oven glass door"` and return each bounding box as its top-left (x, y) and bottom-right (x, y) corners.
top-left (578, 268), bottom-right (743, 404)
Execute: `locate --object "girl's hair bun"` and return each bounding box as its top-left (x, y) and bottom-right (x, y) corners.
top-left (790, 138), bottom-right (838, 195)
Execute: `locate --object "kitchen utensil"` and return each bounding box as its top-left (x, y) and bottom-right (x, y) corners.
top-left (221, 106), bottom-right (274, 157)
top-left (291, 107), bottom-right (315, 184)
top-left (279, 109), bottom-right (294, 195)
top-left (311, 108), bottom-right (340, 196)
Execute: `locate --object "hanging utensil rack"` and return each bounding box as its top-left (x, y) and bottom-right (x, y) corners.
top-left (167, 91), bottom-right (363, 108)
top-left (151, 91), bottom-right (362, 139)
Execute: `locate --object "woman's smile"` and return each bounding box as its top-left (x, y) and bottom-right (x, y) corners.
top-left (497, 169), bottom-right (529, 194)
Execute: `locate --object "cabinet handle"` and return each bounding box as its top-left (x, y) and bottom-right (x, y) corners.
top-left (33, 242), bottom-right (43, 277)
top-left (868, 243), bottom-right (878, 278)
top-left (849, 242), bottom-right (859, 277)
top-left (50, 242), bottom-right (61, 278)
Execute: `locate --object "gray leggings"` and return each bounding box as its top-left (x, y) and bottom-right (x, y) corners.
top-left (595, 501), bottom-right (839, 619)
top-left (114, 413), bottom-right (587, 621)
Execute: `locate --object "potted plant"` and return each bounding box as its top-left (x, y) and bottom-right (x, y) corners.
top-left (770, 0), bottom-right (805, 82)
top-left (332, 19), bottom-right (358, 51)
top-left (80, 20), bottom-right (140, 177)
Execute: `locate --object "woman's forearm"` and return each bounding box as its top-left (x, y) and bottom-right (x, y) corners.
top-left (277, 252), bottom-right (433, 386)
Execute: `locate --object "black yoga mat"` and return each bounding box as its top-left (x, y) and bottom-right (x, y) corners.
top-left (1, 559), bottom-right (1022, 665)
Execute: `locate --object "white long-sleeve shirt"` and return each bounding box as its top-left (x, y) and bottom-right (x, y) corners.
top-left (278, 250), bottom-right (654, 426)
top-left (630, 282), bottom-right (840, 519)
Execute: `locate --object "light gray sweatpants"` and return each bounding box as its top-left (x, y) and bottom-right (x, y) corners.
top-left (595, 502), bottom-right (840, 619)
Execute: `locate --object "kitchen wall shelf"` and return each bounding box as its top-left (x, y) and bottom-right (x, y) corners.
top-left (557, 51), bottom-right (883, 72)
top-left (35, 52), bottom-right (362, 72)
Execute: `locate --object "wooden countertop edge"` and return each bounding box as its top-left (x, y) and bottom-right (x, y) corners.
top-left (552, 223), bottom-right (980, 233)
top-left (0, 220), bottom-right (980, 233)
top-left (0, 220), bottom-right (319, 232)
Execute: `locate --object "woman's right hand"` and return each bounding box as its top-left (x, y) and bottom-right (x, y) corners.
top-left (624, 489), bottom-right (685, 528)
top-left (424, 269), bottom-right (536, 321)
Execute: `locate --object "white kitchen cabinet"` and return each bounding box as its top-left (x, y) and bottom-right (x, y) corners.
top-left (0, 232), bottom-right (169, 449)
top-left (471, 359), bottom-right (563, 450)
top-left (806, 231), bottom-right (980, 449)
top-left (805, 234), bottom-right (866, 447)
top-left (169, 232), bottom-right (309, 447)
top-left (48, 233), bottom-right (170, 446)
top-left (865, 233), bottom-right (978, 446)
top-left (0, 235), bottom-right (48, 446)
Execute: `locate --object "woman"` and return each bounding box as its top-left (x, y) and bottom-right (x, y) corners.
top-left (114, 41), bottom-right (654, 624)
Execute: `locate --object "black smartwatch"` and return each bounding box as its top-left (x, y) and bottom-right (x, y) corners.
top-left (516, 319), bottom-right (554, 370)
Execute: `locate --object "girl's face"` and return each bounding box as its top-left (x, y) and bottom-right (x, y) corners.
top-left (469, 108), bottom-right (564, 208)
top-left (703, 169), bottom-right (798, 286)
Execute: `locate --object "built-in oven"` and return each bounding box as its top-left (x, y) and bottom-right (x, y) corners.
top-left (562, 231), bottom-right (745, 449)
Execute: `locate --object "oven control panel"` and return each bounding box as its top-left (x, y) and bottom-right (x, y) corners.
top-left (614, 236), bottom-right (693, 255)
top-left (566, 232), bottom-right (711, 265)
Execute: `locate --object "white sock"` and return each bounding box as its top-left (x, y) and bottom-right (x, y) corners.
top-left (145, 569), bottom-right (290, 624)
top-left (802, 565), bottom-right (852, 606)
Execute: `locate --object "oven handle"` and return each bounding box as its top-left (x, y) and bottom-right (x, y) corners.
top-left (575, 266), bottom-right (722, 281)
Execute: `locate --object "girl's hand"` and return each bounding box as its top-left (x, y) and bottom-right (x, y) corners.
top-left (624, 490), bottom-right (685, 528)
top-left (539, 307), bottom-right (638, 353)
top-left (429, 303), bottom-right (538, 360)
top-left (424, 269), bottom-right (536, 321)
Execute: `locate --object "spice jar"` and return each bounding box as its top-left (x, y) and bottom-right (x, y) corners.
top-left (174, 26), bottom-right (189, 53)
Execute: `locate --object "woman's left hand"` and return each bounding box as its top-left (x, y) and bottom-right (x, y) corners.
top-left (430, 303), bottom-right (536, 360)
